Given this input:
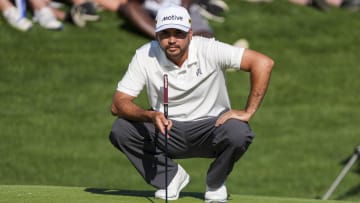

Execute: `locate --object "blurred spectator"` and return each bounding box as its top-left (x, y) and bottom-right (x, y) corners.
top-left (48, 0), bottom-right (101, 27)
top-left (247, 0), bottom-right (360, 11)
top-left (32, 0), bottom-right (63, 29)
top-left (196, 0), bottom-right (229, 22)
top-left (119, 0), bottom-right (228, 38)
top-left (0, 0), bottom-right (62, 31)
top-left (51, 0), bottom-right (229, 31)
top-left (1, 0), bottom-right (32, 31)
top-left (244, 0), bottom-right (272, 2)
top-left (67, 0), bottom-right (100, 27)
top-left (92, 0), bottom-right (127, 11)
top-left (290, 0), bottom-right (360, 11)
top-left (319, 0), bottom-right (360, 11)
top-left (116, 0), bottom-right (250, 48)
top-left (340, 0), bottom-right (360, 10)
top-left (289, 0), bottom-right (331, 10)
top-left (53, 0), bottom-right (132, 27)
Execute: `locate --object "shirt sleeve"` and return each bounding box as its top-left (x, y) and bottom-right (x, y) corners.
top-left (116, 53), bottom-right (146, 97)
top-left (208, 39), bottom-right (245, 71)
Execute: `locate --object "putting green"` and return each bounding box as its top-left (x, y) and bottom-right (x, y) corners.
top-left (0, 185), bottom-right (356, 203)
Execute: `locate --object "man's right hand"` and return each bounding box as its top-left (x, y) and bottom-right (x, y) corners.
top-left (150, 111), bottom-right (172, 137)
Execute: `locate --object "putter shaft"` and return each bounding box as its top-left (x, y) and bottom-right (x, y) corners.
top-left (164, 74), bottom-right (169, 203)
top-left (322, 146), bottom-right (360, 200)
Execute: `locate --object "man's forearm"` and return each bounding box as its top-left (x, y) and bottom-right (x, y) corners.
top-left (245, 58), bottom-right (274, 116)
top-left (111, 98), bottom-right (154, 122)
top-left (245, 88), bottom-right (267, 117)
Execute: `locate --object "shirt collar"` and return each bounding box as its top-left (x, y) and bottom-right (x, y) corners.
top-left (187, 39), bottom-right (197, 66)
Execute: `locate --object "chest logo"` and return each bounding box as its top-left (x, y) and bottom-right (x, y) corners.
top-left (196, 68), bottom-right (202, 77)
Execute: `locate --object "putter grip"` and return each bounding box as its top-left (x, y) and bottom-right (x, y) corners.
top-left (164, 74), bottom-right (168, 118)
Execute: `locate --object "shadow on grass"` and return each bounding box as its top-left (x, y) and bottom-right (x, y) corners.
top-left (335, 183), bottom-right (360, 200)
top-left (84, 188), bottom-right (203, 202)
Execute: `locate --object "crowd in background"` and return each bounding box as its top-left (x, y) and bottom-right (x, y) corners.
top-left (0, 0), bottom-right (228, 33)
top-left (1, 0), bottom-right (359, 46)
top-left (245, 0), bottom-right (359, 10)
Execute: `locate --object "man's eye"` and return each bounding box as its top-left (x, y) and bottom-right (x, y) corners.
top-left (175, 32), bottom-right (186, 38)
top-left (159, 32), bottom-right (170, 37)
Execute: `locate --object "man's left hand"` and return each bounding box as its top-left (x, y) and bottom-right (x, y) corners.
top-left (215, 110), bottom-right (252, 127)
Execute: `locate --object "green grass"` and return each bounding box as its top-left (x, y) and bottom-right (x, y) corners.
top-left (1, 0), bottom-right (360, 202)
top-left (0, 185), bottom-right (357, 203)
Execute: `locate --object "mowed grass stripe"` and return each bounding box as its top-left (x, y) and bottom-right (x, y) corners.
top-left (0, 185), bottom-right (357, 203)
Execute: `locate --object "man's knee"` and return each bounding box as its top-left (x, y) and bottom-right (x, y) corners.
top-left (222, 119), bottom-right (254, 150)
top-left (109, 130), bottom-right (121, 149)
top-left (109, 118), bottom-right (131, 149)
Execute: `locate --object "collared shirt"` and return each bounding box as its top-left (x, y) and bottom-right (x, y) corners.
top-left (117, 36), bottom-right (245, 121)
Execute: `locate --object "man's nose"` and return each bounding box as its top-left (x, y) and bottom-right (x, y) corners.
top-left (168, 35), bottom-right (176, 43)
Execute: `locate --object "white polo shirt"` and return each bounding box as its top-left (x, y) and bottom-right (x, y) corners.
top-left (117, 36), bottom-right (245, 121)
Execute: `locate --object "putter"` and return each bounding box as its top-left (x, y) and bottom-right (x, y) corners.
top-left (163, 74), bottom-right (169, 203)
top-left (322, 145), bottom-right (360, 200)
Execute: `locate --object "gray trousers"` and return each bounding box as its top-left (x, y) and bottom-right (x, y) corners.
top-left (109, 115), bottom-right (254, 189)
